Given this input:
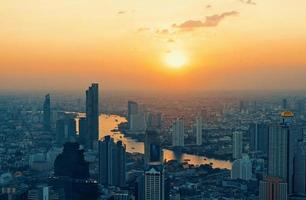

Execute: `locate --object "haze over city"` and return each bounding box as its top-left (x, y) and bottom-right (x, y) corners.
top-left (1, 0), bottom-right (306, 91)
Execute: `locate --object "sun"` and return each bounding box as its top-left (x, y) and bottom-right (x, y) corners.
top-left (165, 51), bottom-right (188, 69)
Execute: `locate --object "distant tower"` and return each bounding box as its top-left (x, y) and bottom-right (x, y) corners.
top-left (172, 118), bottom-right (184, 147)
top-left (196, 116), bottom-right (202, 146)
top-left (249, 123), bottom-right (269, 154)
top-left (98, 136), bottom-right (126, 187)
top-left (231, 154), bottom-right (252, 180)
top-left (259, 176), bottom-right (288, 200)
top-left (282, 98), bottom-right (288, 110)
top-left (128, 101), bottom-right (139, 129)
top-left (43, 94), bottom-right (51, 130)
top-left (78, 117), bottom-right (87, 147)
top-left (86, 83), bottom-right (99, 149)
top-left (145, 129), bottom-right (162, 165)
top-left (56, 118), bottom-right (76, 145)
top-left (232, 131), bottom-right (243, 159)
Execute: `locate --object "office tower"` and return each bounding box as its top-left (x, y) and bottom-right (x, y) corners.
top-left (145, 129), bottom-right (163, 165)
top-left (259, 177), bottom-right (288, 200)
top-left (239, 100), bottom-right (246, 112)
top-left (99, 136), bottom-right (126, 187)
top-left (292, 138), bottom-right (306, 195)
top-left (128, 101), bottom-right (139, 129)
top-left (52, 143), bottom-right (99, 200)
top-left (86, 83), bottom-right (99, 149)
top-left (56, 118), bottom-right (76, 145)
top-left (283, 98), bottom-right (288, 110)
top-left (146, 113), bottom-right (163, 130)
top-left (54, 142), bottom-right (90, 179)
top-left (231, 155), bottom-right (252, 180)
top-left (196, 116), bottom-right (202, 146)
top-left (130, 111), bottom-right (147, 132)
top-left (172, 118), bottom-right (184, 147)
top-left (144, 164), bottom-right (165, 200)
top-left (78, 117), bottom-right (88, 147)
top-left (43, 94), bottom-right (51, 130)
top-left (232, 131), bottom-right (243, 159)
top-left (249, 123), bottom-right (269, 154)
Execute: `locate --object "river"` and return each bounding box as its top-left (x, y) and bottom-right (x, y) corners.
top-left (77, 114), bottom-right (232, 169)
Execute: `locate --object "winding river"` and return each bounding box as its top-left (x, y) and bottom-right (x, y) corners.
top-left (77, 114), bottom-right (232, 169)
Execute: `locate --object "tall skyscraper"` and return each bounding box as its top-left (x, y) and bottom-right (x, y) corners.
top-left (56, 118), bottom-right (76, 145)
top-left (283, 98), bottom-right (288, 110)
top-left (128, 101), bottom-right (139, 129)
top-left (195, 116), bottom-right (202, 146)
top-left (231, 154), bottom-right (252, 181)
top-left (145, 129), bottom-right (162, 165)
top-left (78, 117), bottom-right (88, 147)
top-left (232, 131), bottom-right (243, 159)
top-left (43, 94), bottom-right (51, 131)
top-left (249, 123), bottom-right (269, 155)
top-left (259, 177), bottom-right (288, 200)
top-left (86, 83), bottom-right (99, 149)
top-left (293, 138), bottom-right (306, 195)
top-left (99, 136), bottom-right (126, 187)
top-left (172, 118), bottom-right (184, 147)
top-left (144, 164), bottom-right (165, 200)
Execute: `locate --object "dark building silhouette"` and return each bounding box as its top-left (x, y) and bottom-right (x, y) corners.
top-left (78, 117), bottom-right (88, 147)
top-left (128, 101), bottom-right (138, 129)
top-left (145, 129), bottom-right (162, 165)
top-left (86, 83), bottom-right (99, 149)
top-left (51, 142), bottom-right (99, 200)
top-left (249, 123), bottom-right (269, 155)
top-left (99, 136), bottom-right (126, 187)
top-left (56, 118), bottom-right (76, 145)
top-left (43, 94), bottom-right (51, 131)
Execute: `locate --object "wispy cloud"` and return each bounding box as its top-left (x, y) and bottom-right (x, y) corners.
top-left (137, 27), bottom-right (151, 32)
top-left (240, 0), bottom-right (256, 5)
top-left (173, 11), bottom-right (239, 31)
top-left (117, 10), bottom-right (127, 14)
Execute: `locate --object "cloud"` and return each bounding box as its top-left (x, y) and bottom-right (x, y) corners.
top-left (206, 5), bottom-right (212, 9)
top-left (117, 11), bottom-right (127, 14)
top-left (156, 29), bottom-right (170, 35)
top-left (173, 11), bottom-right (239, 30)
top-left (137, 27), bottom-right (150, 32)
top-left (240, 0), bottom-right (256, 5)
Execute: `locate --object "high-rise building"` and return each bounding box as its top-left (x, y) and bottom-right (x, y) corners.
top-left (172, 118), bottom-right (184, 147)
top-left (99, 136), bottom-right (126, 187)
top-left (259, 176), bottom-right (288, 200)
top-left (283, 98), bottom-right (288, 110)
top-left (292, 136), bottom-right (306, 195)
top-left (195, 116), bottom-right (202, 146)
top-left (231, 154), bottom-right (252, 181)
top-left (43, 94), bottom-right (51, 130)
top-left (249, 123), bottom-right (269, 155)
top-left (56, 118), bottom-right (76, 145)
top-left (78, 117), bottom-right (88, 147)
top-left (144, 164), bottom-right (165, 200)
top-left (128, 101), bottom-right (139, 129)
top-left (232, 131), bottom-right (243, 159)
top-left (145, 129), bottom-right (162, 165)
top-left (86, 83), bottom-right (99, 149)
top-left (28, 186), bottom-right (61, 200)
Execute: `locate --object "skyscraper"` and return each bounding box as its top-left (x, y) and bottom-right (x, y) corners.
top-left (231, 154), bottom-right (252, 181)
top-left (86, 83), bottom-right (99, 149)
top-left (172, 118), bottom-right (184, 147)
top-left (128, 101), bottom-right (139, 129)
top-left (259, 177), bottom-right (288, 200)
top-left (99, 136), bottom-right (126, 187)
top-left (232, 131), bottom-right (243, 159)
top-left (196, 116), bottom-right (202, 146)
top-left (145, 129), bottom-right (162, 165)
top-left (43, 94), bottom-right (51, 131)
top-left (293, 138), bottom-right (306, 195)
top-left (78, 117), bottom-right (88, 147)
top-left (144, 164), bottom-right (165, 200)
top-left (56, 118), bottom-right (77, 145)
top-left (249, 123), bottom-right (269, 155)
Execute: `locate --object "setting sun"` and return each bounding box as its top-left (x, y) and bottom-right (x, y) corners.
top-left (165, 51), bottom-right (188, 69)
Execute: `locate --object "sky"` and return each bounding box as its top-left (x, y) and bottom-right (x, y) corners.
top-left (1, 0), bottom-right (306, 91)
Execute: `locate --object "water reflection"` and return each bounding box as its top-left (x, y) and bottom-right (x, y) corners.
top-left (77, 114), bottom-right (232, 169)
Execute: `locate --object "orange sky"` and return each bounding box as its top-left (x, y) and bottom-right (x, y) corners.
top-left (1, 0), bottom-right (306, 91)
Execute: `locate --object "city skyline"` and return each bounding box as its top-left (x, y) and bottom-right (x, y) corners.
top-left (1, 0), bottom-right (306, 91)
